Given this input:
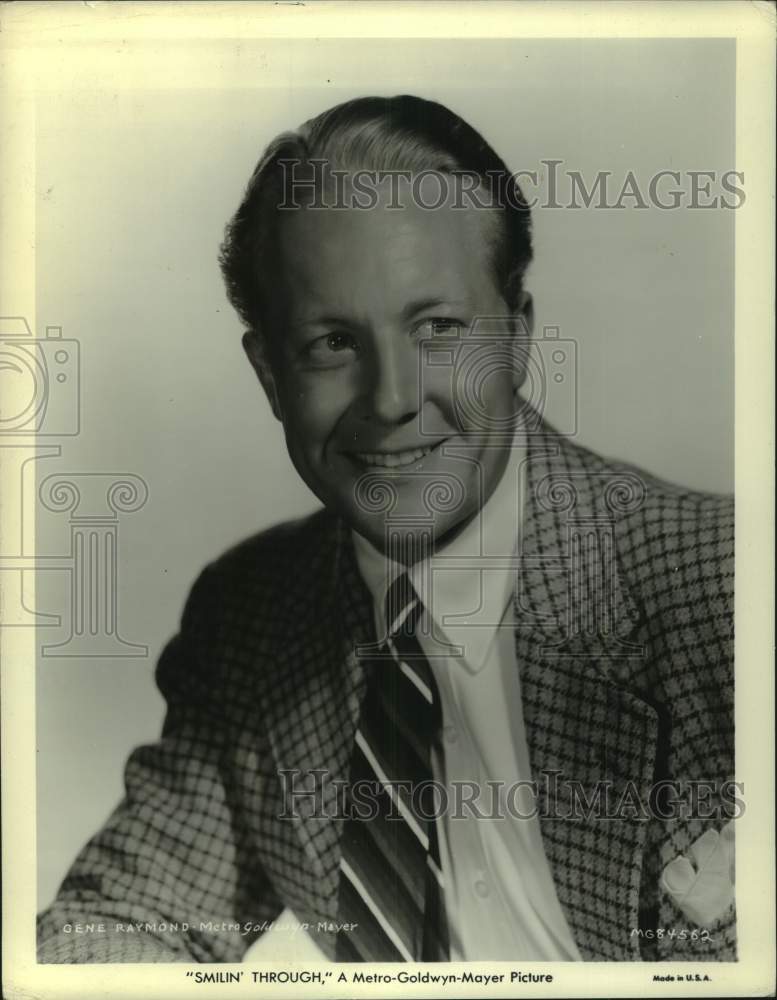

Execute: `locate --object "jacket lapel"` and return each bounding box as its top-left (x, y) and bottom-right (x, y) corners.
top-left (260, 518), bottom-right (375, 937)
top-left (515, 428), bottom-right (659, 960)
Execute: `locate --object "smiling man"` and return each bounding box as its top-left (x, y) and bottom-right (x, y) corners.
top-left (38, 95), bottom-right (736, 964)
top-left (242, 166), bottom-right (526, 557)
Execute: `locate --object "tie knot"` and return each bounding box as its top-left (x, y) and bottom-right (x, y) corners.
top-left (384, 572), bottom-right (422, 643)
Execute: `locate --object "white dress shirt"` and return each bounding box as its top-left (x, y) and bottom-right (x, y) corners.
top-left (352, 436), bottom-right (582, 961)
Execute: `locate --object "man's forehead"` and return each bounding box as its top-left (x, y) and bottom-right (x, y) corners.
top-left (274, 187), bottom-right (500, 319)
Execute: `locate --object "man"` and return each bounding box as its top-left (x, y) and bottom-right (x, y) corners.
top-left (37, 95), bottom-right (736, 963)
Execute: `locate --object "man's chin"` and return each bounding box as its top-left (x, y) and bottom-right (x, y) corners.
top-left (344, 507), bottom-right (472, 563)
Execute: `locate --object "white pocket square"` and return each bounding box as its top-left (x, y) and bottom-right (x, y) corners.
top-left (661, 822), bottom-right (735, 925)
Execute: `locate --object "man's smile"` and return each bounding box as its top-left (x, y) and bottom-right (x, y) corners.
top-left (352, 445), bottom-right (433, 468)
top-left (343, 437), bottom-right (449, 470)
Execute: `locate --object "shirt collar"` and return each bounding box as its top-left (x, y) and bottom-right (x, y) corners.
top-left (352, 427), bottom-right (526, 674)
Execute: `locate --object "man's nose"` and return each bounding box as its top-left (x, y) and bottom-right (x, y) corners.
top-left (367, 337), bottom-right (421, 425)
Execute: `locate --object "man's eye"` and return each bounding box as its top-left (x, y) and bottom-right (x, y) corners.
top-left (305, 331), bottom-right (359, 367)
top-left (325, 332), bottom-right (357, 352)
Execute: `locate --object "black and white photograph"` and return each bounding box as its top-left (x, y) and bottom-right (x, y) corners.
top-left (1, 3), bottom-right (774, 998)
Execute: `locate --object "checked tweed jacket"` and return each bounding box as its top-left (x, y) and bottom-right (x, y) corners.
top-left (37, 422), bottom-right (736, 963)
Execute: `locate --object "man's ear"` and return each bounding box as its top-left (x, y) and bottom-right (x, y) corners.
top-left (242, 329), bottom-right (283, 421)
top-left (512, 290), bottom-right (534, 391)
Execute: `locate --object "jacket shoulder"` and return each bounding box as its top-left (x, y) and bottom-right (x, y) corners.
top-left (156, 507), bottom-right (339, 705)
top-left (608, 460), bottom-right (734, 612)
top-left (579, 451), bottom-right (735, 665)
top-left (208, 506), bottom-right (337, 582)
top-left (553, 433), bottom-right (734, 629)
top-left (199, 506), bottom-right (341, 634)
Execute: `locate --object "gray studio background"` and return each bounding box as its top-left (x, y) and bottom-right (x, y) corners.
top-left (35, 38), bottom-right (734, 909)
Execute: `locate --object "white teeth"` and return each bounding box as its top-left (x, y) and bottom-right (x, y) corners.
top-left (353, 446), bottom-right (433, 468)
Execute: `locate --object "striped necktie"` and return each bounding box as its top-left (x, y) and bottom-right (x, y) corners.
top-left (336, 572), bottom-right (449, 962)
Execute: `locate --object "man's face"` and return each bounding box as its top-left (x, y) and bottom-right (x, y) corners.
top-left (246, 176), bottom-right (532, 558)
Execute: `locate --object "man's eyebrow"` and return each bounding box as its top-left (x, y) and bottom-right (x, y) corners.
top-left (294, 314), bottom-right (351, 330)
top-left (400, 298), bottom-right (468, 322)
top-left (293, 298), bottom-right (469, 330)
